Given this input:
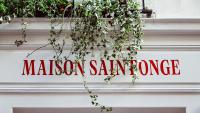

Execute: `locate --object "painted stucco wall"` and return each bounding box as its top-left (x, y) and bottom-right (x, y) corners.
top-left (1, 1), bottom-right (200, 112)
top-left (0, 18), bottom-right (200, 113)
top-left (141, 0), bottom-right (200, 18)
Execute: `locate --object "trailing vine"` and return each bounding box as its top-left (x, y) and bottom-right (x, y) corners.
top-left (0, 0), bottom-right (143, 112)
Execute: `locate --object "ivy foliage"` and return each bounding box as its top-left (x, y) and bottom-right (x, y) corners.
top-left (0, 0), bottom-right (143, 112)
top-left (58, 0), bottom-right (143, 85)
top-left (0, 0), bottom-right (72, 18)
top-left (0, 0), bottom-right (6, 14)
top-left (71, 0), bottom-right (143, 79)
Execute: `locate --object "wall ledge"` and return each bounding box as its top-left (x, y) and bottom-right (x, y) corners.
top-left (0, 82), bottom-right (199, 93)
top-left (1, 18), bottom-right (200, 35)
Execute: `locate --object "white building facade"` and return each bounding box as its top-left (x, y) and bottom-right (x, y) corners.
top-left (0, 0), bottom-right (200, 113)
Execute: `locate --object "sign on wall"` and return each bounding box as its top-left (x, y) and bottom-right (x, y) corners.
top-left (0, 50), bottom-right (199, 83)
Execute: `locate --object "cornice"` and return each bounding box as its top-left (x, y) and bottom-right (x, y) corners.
top-left (1, 18), bottom-right (200, 35)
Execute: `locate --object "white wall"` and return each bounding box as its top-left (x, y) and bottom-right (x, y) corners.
top-left (0, 18), bottom-right (200, 113)
top-left (141, 0), bottom-right (200, 18)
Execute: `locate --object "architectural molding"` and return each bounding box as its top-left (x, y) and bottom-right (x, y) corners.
top-left (0, 82), bottom-right (200, 93)
top-left (1, 18), bottom-right (200, 35)
top-left (0, 44), bottom-right (200, 51)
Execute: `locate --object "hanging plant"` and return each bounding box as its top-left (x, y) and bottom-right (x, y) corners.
top-left (0, 0), bottom-right (143, 112)
top-left (71, 0), bottom-right (142, 82)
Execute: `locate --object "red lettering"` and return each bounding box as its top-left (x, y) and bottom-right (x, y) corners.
top-left (74, 61), bottom-right (85, 76)
top-left (110, 60), bottom-right (114, 75)
top-left (149, 60), bottom-right (159, 75)
top-left (49, 60), bottom-right (54, 75)
top-left (90, 60), bottom-right (97, 75)
top-left (160, 60), bottom-right (170, 75)
top-left (55, 61), bottom-right (62, 75)
top-left (116, 60), bottom-right (125, 75)
top-left (130, 60), bottom-right (137, 75)
top-left (99, 60), bottom-right (108, 75)
top-left (22, 60), bottom-right (35, 75)
top-left (171, 60), bottom-right (180, 75)
top-left (64, 60), bottom-right (73, 75)
top-left (139, 60), bottom-right (148, 75)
